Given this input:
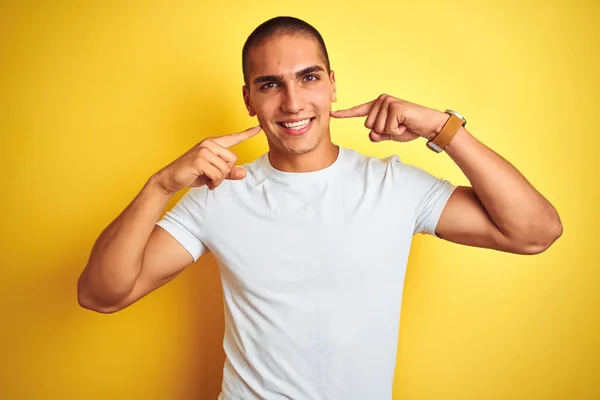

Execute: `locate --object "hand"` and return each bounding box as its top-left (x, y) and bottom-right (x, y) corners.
top-left (154, 125), bottom-right (262, 194)
top-left (330, 94), bottom-right (448, 143)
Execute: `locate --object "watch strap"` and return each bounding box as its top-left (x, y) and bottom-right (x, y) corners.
top-left (426, 113), bottom-right (464, 153)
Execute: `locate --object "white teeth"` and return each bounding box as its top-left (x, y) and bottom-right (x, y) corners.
top-left (281, 118), bottom-right (311, 130)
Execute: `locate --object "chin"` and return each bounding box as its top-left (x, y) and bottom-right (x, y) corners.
top-left (276, 142), bottom-right (314, 155)
top-left (264, 133), bottom-right (318, 156)
top-left (282, 136), bottom-right (323, 154)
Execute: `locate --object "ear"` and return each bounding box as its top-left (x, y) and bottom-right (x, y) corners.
top-left (329, 70), bottom-right (337, 103)
top-left (242, 85), bottom-right (256, 116)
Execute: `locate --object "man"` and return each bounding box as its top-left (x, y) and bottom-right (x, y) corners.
top-left (78, 16), bottom-right (562, 400)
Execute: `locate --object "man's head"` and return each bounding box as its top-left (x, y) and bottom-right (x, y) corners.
top-left (241, 16), bottom-right (337, 158)
top-left (242, 17), bottom-right (331, 86)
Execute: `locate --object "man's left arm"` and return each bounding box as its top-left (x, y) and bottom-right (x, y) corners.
top-left (433, 122), bottom-right (562, 255)
top-left (331, 94), bottom-right (563, 255)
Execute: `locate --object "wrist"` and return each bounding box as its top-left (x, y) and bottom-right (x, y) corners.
top-left (147, 172), bottom-right (175, 198)
top-left (425, 109), bottom-right (468, 153)
top-left (443, 126), bottom-right (471, 155)
top-left (430, 110), bottom-right (451, 140)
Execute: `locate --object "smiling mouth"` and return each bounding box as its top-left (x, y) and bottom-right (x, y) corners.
top-left (277, 117), bottom-right (315, 131)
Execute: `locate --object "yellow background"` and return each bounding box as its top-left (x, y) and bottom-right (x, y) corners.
top-left (1, 0), bottom-right (598, 399)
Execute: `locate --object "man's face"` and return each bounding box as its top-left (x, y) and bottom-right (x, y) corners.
top-left (243, 35), bottom-right (337, 156)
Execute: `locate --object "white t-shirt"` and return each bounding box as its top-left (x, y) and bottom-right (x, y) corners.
top-left (156, 146), bottom-right (457, 400)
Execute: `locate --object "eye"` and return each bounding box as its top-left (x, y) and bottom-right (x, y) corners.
top-left (304, 74), bottom-right (320, 82)
top-left (260, 82), bottom-right (279, 90)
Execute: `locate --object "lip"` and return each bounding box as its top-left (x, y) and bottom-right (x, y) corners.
top-left (276, 117), bottom-right (315, 136)
top-left (277, 117), bottom-right (313, 124)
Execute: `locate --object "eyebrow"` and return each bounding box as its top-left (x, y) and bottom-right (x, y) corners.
top-left (252, 65), bottom-right (325, 85)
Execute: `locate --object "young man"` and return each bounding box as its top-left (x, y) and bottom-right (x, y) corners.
top-left (78, 16), bottom-right (562, 400)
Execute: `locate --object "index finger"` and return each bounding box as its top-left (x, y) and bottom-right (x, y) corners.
top-left (330, 100), bottom-right (375, 119)
top-left (214, 125), bottom-right (262, 148)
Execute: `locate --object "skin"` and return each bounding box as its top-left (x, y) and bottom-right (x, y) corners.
top-left (78, 31), bottom-right (563, 315)
top-left (242, 35), bottom-right (339, 173)
top-left (77, 126), bottom-right (262, 312)
top-left (331, 95), bottom-right (563, 254)
top-left (243, 34), bottom-right (563, 255)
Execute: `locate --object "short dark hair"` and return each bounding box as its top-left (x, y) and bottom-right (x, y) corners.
top-left (242, 16), bottom-right (331, 86)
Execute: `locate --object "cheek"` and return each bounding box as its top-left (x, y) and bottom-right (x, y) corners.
top-left (253, 98), bottom-right (276, 119)
top-left (313, 88), bottom-right (332, 110)
top-left (252, 102), bottom-right (277, 135)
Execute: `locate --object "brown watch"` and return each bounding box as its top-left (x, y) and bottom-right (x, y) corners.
top-left (426, 110), bottom-right (466, 153)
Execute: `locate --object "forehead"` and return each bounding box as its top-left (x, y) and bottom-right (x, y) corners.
top-left (247, 35), bottom-right (326, 77)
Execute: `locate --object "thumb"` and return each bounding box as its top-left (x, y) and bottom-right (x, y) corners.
top-left (226, 166), bottom-right (247, 180)
top-left (190, 175), bottom-right (209, 187)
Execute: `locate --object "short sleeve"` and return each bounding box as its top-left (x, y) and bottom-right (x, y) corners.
top-left (387, 156), bottom-right (457, 237)
top-left (412, 172), bottom-right (457, 237)
top-left (156, 186), bottom-right (209, 261)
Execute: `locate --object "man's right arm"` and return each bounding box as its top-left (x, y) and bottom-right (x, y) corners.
top-left (77, 125), bottom-right (262, 313)
top-left (77, 175), bottom-right (194, 313)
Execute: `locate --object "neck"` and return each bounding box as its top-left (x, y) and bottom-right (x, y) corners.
top-left (268, 141), bottom-right (339, 173)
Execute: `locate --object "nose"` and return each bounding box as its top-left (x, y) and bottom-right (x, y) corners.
top-left (280, 84), bottom-right (304, 114)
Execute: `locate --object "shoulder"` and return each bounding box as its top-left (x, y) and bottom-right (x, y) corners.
top-left (340, 147), bottom-right (449, 192)
top-left (340, 146), bottom-right (412, 178)
top-left (340, 146), bottom-right (395, 169)
top-left (239, 153), bottom-right (269, 183)
top-left (206, 153), bottom-right (267, 197)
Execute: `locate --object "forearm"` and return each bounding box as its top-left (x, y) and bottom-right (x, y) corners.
top-left (78, 174), bottom-right (173, 307)
top-left (441, 125), bottom-right (562, 244)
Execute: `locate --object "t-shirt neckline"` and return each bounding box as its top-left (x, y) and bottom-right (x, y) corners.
top-left (260, 146), bottom-right (345, 184)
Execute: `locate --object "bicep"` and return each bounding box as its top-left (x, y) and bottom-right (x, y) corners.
top-left (435, 186), bottom-right (524, 254)
top-left (111, 225), bottom-right (195, 311)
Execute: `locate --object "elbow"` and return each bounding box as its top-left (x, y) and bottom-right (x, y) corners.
top-left (77, 277), bottom-right (123, 314)
top-left (78, 294), bottom-right (121, 314)
top-left (78, 291), bottom-right (121, 314)
top-left (518, 221), bottom-right (563, 255)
